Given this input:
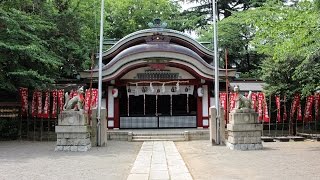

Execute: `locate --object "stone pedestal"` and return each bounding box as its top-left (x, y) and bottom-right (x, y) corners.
top-left (226, 109), bottom-right (263, 150)
top-left (209, 106), bottom-right (225, 145)
top-left (55, 111), bottom-right (91, 152)
top-left (91, 108), bottom-right (107, 146)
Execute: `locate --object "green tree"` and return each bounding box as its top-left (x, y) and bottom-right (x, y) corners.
top-left (105, 0), bottom-right (184, 39)
top-left (192, 0), bottom-right (267, 76)
top-left (0, 7), bottom-right (62, 91)
top-left (0, 0), bottom-right (190, 93)
top-left (197, 13), bottom-right (263, 76)
top-left (180, 0), bottom-right (266, 28)
top-left (197, 1), bottom-right (320, 96)
top-left (245, 1), bottom-right (320, 97)
top-left (0, 0), bottom-right (99, 92)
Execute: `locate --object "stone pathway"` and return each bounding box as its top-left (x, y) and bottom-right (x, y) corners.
top-left (127, 141), bottom-right (193, 180)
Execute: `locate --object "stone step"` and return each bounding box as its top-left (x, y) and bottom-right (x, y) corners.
top-left (287, 136), bottom-right (305, 141)
top-left (132, 138), bottom-right (186, 142)
top-left (132, 134), bottom-right (186, 142)
top-left (274, 137), bottom-right (290, 142)
top-left (132, 133), bottom-right (184, 136)
top-left (261, 136), bottom-right (275, 142)
top-left (132, 135), bottom-right (184, 139)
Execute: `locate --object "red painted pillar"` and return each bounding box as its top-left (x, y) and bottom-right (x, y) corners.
top-left (197, 94), bottom-right (203, 128)
top-left (114, 93), bottom-right (120, 128)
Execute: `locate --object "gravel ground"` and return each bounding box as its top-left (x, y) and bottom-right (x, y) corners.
top-left (0, 141), bottom-right (142, 180)
top-left (175, 140), bottom-right (320, 180)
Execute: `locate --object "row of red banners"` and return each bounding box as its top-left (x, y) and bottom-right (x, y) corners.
top-left (220, 92), bottom-right (270, 123)
top-left (19, 88), bottom-right (98, 118)
top-left (220, 92), bottom-right (320, 123)
top-left (275, 93), bottom-right (320, 122)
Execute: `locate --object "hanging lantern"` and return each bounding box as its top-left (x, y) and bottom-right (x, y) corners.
top-left (112, 88), bottom-right (118, 98)
top-left (134, 84), bottom-right (139, 96)
top-left (162, 83), bottom-right (165, 93)
top-left (197, 87), bottom-right (204, 97)
top-left (150, 83), bottom-right (154, 92)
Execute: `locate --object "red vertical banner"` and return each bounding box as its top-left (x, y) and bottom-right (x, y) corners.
top-left (263, 94), bottom-right (270, 123)
top-left (315, 93), bottom-right (320, 121)
top-left (304, 95), bottom-right (314, 122)
top-left (219, 92), bottom-right (227, 123)
top-left (31, 91), bottom-right (37, 117)
top-left (51, 90), bottom-right (58, 118)
top-left (19, 88), bottom-right (28, 117)
top-left (229, 93), bottom-right (236, 110)
top-left (283, 96), bottom-right (287, 121)
top-left (290, 94), bottom-right (300, 119)
top-left (275, 95), bottom-right (281, 122)
top-left (84, 89), bottom-right (94, 114)
top-left (91, 88), bottom-right (98, 108)
top-left (42, 91), bottom-right (50, 119)
top-left (36, 91), bottom-right (43, 118)
top-left (297, 103), bottom-right (302, 121)
top-left (251, 93), bottom-right (257, 112)
top-left (257, 93), bottom-right (264, 121)
top-left (57, 89), bottom-right (64, 113)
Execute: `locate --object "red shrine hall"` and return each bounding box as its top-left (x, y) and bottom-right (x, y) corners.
top-left (80, 22), bottom-right (236, 129)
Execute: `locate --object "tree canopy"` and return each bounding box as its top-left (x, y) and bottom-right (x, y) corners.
top-left (0, 0), bottom-right (186, 92)
top-left (105, 0), bottom-right (185, 39)
top-left (1, 0), bottom-right (318, 99)
top-left (0, 4), bottom-right (62, 91)
top-left (251, 1), bottom-right (320, 97)
top-left (198, 0), bottom-right (320, 97)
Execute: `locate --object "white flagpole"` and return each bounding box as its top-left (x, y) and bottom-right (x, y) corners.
top-left (97, 0), bottom-right (104, 146)
top-left (212, 0), bottom-right (220, 144)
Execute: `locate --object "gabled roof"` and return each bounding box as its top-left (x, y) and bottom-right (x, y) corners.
top-left (81, 27), bottom-right (236, 81)
top-left (101, 28), bottom-right (214, 64)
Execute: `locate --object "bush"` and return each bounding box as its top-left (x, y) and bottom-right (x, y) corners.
top-left (0, 118), bottom-right (18, 140)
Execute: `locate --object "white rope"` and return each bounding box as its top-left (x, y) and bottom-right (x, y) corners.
top-left (128, 80), bottom-right (189, 85)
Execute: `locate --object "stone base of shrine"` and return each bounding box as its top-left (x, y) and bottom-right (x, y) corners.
top-left (55, 132), bottom-right (91, 152)
top-left (55, 111), bottom-right (91, 152)
top-left (226, 110), bottom-right (263, 151)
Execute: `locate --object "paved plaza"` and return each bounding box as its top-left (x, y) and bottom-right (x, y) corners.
top-left (0, 140), bottom-right (320, 180)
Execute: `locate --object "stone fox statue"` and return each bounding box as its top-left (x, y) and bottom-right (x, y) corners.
top-left (63, 86), bottom-right (84, 111)
top-left (234, 86), bottom-right (252, 109)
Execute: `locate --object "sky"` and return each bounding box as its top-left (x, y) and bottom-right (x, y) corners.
top-left (178, 0), bottom-right (198, 10)
top-left (178, 1), bottom-right (200, 39)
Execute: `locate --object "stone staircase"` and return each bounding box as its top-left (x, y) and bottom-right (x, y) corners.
top-left (130, 132), bottom-right (187, 142)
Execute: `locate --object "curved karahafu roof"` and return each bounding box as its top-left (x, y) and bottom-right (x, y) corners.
top-left (80, 27), bottom-right (236, 81)
top-left (101, 28), bottom-right (214, 64)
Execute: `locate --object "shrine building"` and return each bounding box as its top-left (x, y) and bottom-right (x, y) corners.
top-left (80, 20), bottom-right (236, 129)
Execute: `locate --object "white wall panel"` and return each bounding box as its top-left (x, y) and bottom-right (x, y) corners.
top-left (108, 86), bottom-right (114, 118)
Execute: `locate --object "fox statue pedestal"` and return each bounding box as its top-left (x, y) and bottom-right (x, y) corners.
top-left (226, 109), bottom-right (263, 150)
top-left (55, 111), bottom-right (91, 152)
